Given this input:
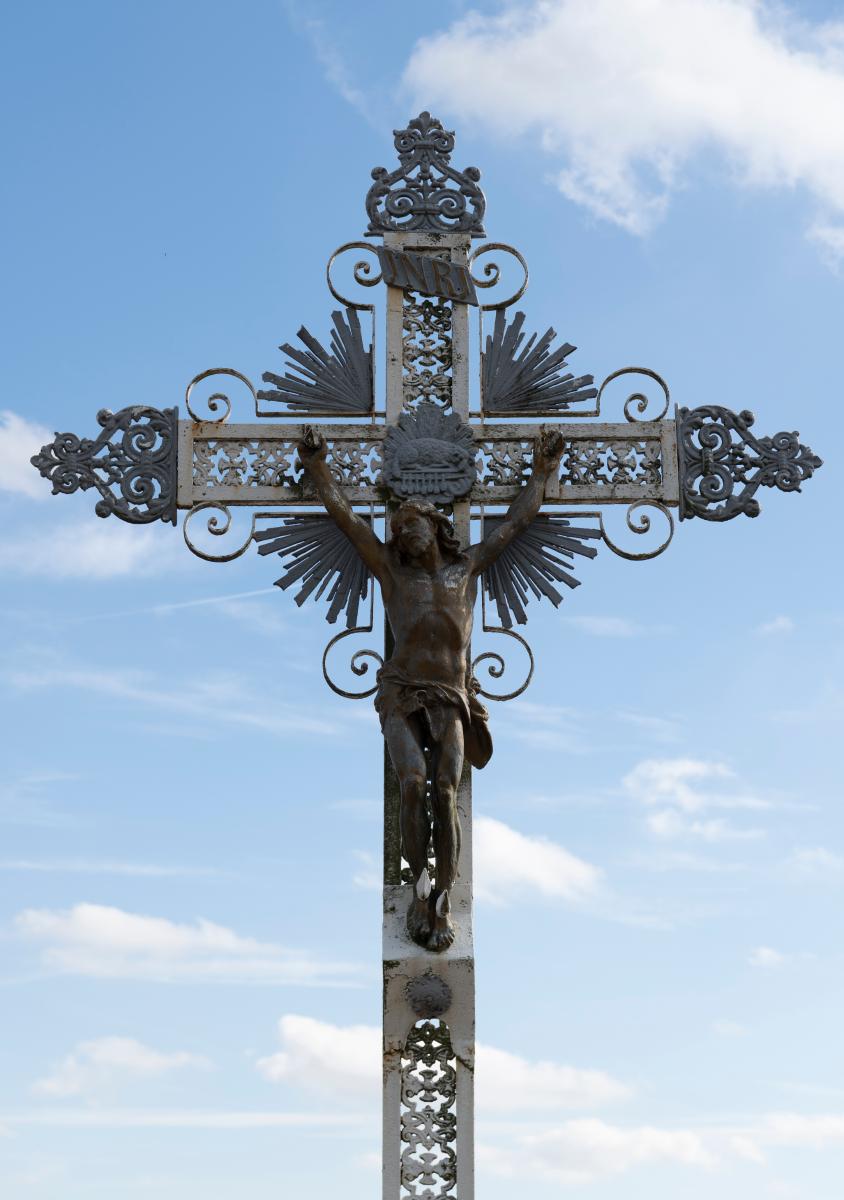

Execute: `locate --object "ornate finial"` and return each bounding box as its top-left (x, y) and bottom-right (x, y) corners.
top-left (365, 111), bottom-right (486, 237)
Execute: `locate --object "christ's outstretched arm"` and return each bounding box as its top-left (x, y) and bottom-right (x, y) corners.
top-left (468, 428), bottom-right (564, 576)
top-left (297, 427), bottom-right (388, 582)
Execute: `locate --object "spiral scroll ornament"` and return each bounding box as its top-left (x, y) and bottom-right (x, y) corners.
top-left (597, 366), bottom-right (671, 422)
top-left (30, 406), bottom-right (178, 525)
top-left (677, 405), bottom-right (823, 521)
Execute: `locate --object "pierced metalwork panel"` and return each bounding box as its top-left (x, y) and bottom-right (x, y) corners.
top-left (403, 290), bottom-right (453, 410)
top-left (482, 514), bottom-right (601, 628)
top-left (185, 423), bottom-right (386, 506)
top-left (473, 422), bottom-right (676, 505)
top-left (31, 405), bottom-right (178, 524)
top-left (482, 310), bottom-right (598, 415)
top-left (400, 1019), bottom-right (457, 1199)
top-left (257, 308), bottom-right (373, 416)
top-left (366, 110), bottom-right (485, 237)
top-left (677, 405), bottom-right (822, 521)
top-left (561, 438), bottom-right (662, 488)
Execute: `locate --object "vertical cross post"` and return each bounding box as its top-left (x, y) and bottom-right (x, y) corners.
top-left (382, 231), bottom-right (475, 1200)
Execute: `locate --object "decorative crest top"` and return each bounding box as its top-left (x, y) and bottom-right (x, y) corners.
top-left (365, 111), bottom-right (486, 237)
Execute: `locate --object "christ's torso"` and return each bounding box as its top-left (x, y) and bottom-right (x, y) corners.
top-left (383, 560), bottom-right (477, 688)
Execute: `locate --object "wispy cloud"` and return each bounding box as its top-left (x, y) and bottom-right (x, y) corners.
top-left (0, 859), bottom-right (218, 878)
top-left (351, 850), bottom-right (380, 891)
top-left (749, 945), bottom-right (788, 969)
top-left (1, 1109), bottom-right (361, 1129)
top-left (283, 3), bottom-right (375, 124)
top-left (0, 411), bottom-right (52, 499)
top-left (0, 771), bottom-right (80, 828)
top-left (756, 615), bottom-right (795, 636)
top-left (6, 660), bottom-right (344, 739)
top-left (790, 847), bottom-right (844, 877)
top-left (562, 616), bottom-right (657, 638)
top-left (623, 758), bottom-right (769, 841)
top-left (404, 0), bottom-right (844, 262)
top-left (32, 1037), bottom-right (210, 1098)
top-left (14, 903), bottom-right (362, 986)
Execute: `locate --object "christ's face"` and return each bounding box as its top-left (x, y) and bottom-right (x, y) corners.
top-left (395, 513), bottom-right (436, 559)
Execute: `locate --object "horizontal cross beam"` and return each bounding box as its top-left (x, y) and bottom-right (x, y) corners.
top-left (182, 418), bottom-right (677, 508)
top-left (30, 404), bottom-right (821, 525)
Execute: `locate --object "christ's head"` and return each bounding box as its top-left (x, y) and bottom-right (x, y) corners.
top-left (390, 500), bottom-right (462, 564)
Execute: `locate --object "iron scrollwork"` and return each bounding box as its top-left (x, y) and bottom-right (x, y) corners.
top-left (597, 366), bottom-right (671, 422)
top-left (366, 110), bottom-right (485, 236)
top-left (31, 406), bottom-right (178, 525)
top-left (677, 405), bottom-right (823, 521)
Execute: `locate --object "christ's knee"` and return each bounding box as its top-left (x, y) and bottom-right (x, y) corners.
top-left (400, 770), bottom-right (426, 810)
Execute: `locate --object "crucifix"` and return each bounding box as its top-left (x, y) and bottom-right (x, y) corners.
top-left (31, 111), bottom-right (822, 1199)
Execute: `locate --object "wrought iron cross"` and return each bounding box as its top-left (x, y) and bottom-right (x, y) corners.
top-left (31, 111), bottom-right (822, 1200)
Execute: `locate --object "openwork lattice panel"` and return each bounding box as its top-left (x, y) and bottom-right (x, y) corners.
top-left (401, 1019), bottom-right (457, 1199)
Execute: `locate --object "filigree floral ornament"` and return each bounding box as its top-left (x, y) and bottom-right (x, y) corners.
top-left (365, 111), bottom-right (486, 236)
top-left (30, 405), bottom-right (178, 524)
top-left (383, 400), bottom-right (476, 503)
top-left (677, 405), bottom-right (823, 521)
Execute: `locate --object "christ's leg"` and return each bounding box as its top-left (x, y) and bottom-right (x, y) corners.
top-left (428, 710), bottom-right (464, 952)
top-left (383, 711), bottom-right (432, 946)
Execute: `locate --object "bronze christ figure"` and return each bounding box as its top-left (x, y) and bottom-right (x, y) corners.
top-left (298, 427), bottom-right (565, 951)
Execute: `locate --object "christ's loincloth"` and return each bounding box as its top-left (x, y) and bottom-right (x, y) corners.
top-left (374, 662), bottom-right (493, 769)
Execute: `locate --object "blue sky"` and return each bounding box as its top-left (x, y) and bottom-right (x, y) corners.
top-left (1, 0), bottom-right (842, 1196)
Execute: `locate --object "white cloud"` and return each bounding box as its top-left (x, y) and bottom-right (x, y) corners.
top-left (0, 411), bottom-right (52, 499)
top-left (474, 815), bottom-right (602, 906)
top-left (0, 519), bottom-right (184, 579)
top-left (32, 1037), bottom-right (209, 1097)
top-left (749, 945), bottom-right (787, 968)
top-left (403, 0), bottom-right (844, 255)
top-left (516, 1118), bottom-right (715, 1183)
top-left (757, 615), bottom-right (795, 636)
top-left (257, 1015), bottom-right (629, 1111)
top-left (257, 1015), bottom-right (380, 1097)
top-left (477, 1045), bottom-right (629, 1112)
top-left (14, 903), bottom-right (360, 986)
top-left (763, 1112), bottom-right (844, 1148)
top-left (624, 757), bottom-right (769, 840)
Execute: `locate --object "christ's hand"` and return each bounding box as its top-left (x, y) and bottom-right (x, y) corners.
top-left (297, 426), bottom-right (328, 470)
top-left (534, 427), bottom-right (564, 475)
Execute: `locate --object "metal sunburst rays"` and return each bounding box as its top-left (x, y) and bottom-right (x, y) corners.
top-left (482, 310), bottom-right (598, 415)
top-left (257, 308), bottom-right (373, 415)
top-left (482, 514), bottom-right (601, 628)
top-left (254, 515), bottom-right (372, 627)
